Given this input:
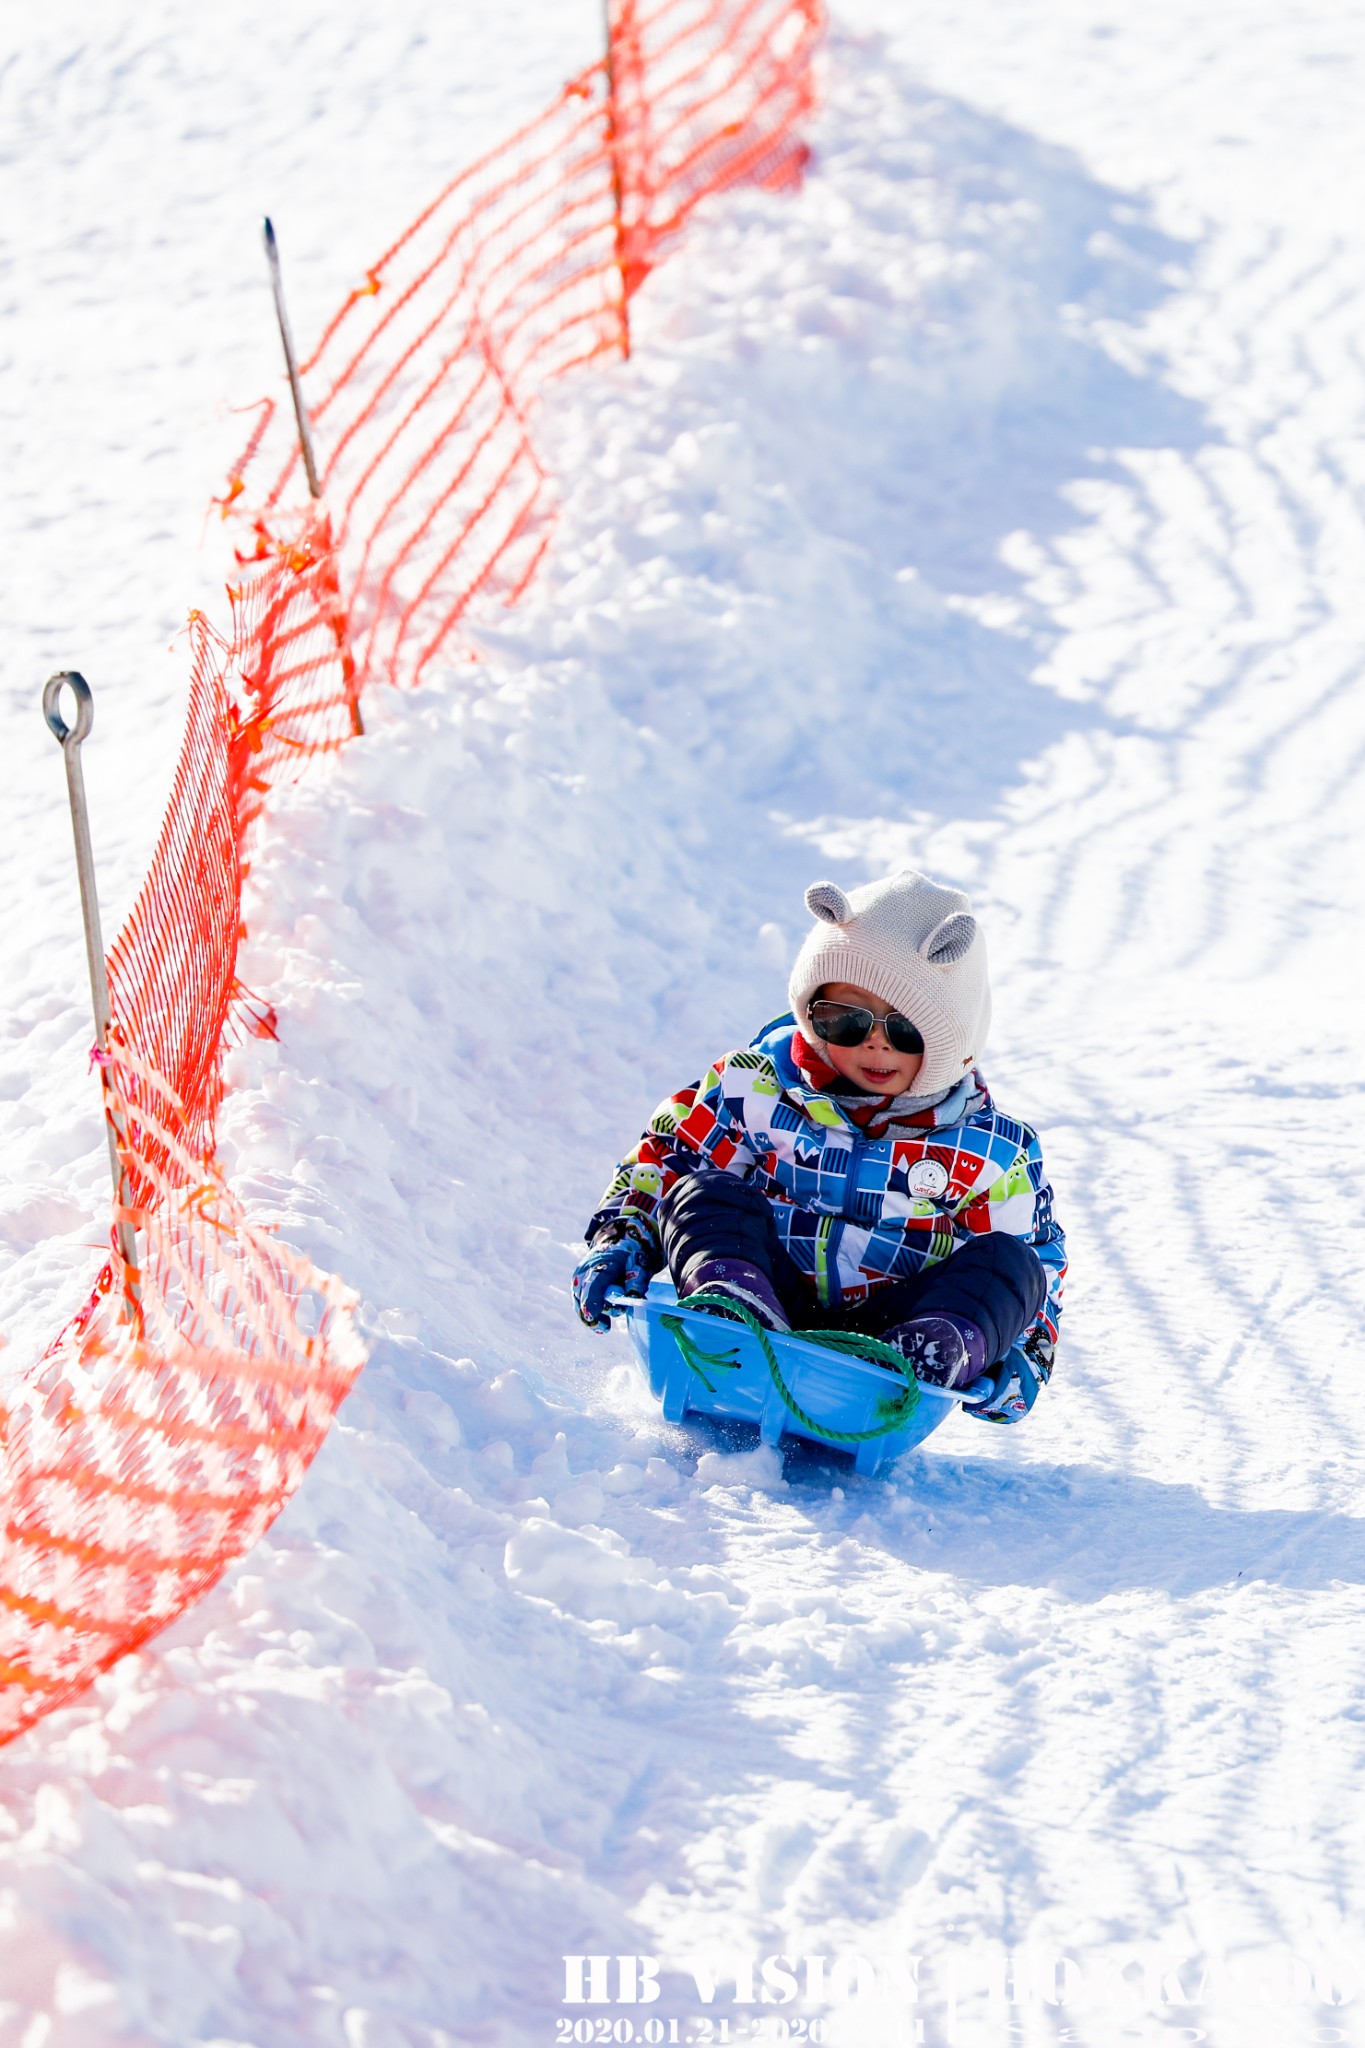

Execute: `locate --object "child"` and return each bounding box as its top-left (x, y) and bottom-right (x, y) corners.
top-left (573, 870), bottom-right (1065, 1423)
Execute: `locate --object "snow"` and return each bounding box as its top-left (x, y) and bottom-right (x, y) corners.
top-left (3, 0), bottom-right (1365, 2042)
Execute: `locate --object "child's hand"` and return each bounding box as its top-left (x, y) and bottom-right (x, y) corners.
top-left (960, 1346), bottom-right (1046, 1425)
top-left (572, 1237), bottom-right (654, 1332)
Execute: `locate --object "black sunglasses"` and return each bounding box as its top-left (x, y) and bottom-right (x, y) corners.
top-left (809, 999), bottom-right (925, 1057)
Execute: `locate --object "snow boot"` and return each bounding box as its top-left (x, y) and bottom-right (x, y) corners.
top-left (680, 1256), bottom-right (791, 1333)
top-left (883, 1311), bottom-right (988, 1390)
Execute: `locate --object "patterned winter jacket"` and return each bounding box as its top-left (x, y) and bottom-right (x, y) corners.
top-left (588, 1015), bottom-right (1065, 1355)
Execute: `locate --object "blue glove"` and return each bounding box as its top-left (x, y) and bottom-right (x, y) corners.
top-left (961, 1343), bottom-right (1047, 1426)
top-left (573, 1236), bottom-right (654, 1332)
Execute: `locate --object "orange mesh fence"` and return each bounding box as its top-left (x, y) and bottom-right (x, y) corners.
top-left (0, 0), bottom-right (822, 1746)
top-left (106, 532), bottom-right (365, 1209)
top-left (611, 0), bottom-right (820, 294)
top-left (227, 0), bottom-right (823, 690)
top-left (0, 1039), bottom-right (363, 1741)
top-left (0, 532), bottom-right (362, 1744)
top-left (230, 70), bottom-right (626, 694)
top-left (0, 539), bottom-right (365, 1745)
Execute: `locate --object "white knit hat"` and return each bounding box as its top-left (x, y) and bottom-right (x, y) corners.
top-left (787, 869), bottom-right (991, 1097)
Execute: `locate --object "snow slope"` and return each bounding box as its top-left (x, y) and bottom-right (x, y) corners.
top-left (3, 1), bottom-right (1365, 2042)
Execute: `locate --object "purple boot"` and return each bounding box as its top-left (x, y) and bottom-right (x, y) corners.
top-left (681, 1256), bottom-right (791, 1333)
top-left (883, 1312), bottom-right (988, 1390)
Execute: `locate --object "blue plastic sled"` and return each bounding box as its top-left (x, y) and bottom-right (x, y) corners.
top-left (608, 1279), bottom-right (975, 1477)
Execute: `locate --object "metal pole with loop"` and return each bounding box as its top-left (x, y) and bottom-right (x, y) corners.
top-left (262, 215), bottom-right (365, 736)
top-left (42, 671), bottom-right (142, 1317)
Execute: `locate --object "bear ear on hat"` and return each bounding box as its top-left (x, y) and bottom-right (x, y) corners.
top-left (919, 911), bottom-right (976, 965)
top-left (805, 881), bottom-right (852, 925)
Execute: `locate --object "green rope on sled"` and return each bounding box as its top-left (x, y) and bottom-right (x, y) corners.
top-left (659, 1291), bottom-right (920, 1447)
top-left (659, 1315), bottom-right (743, 1396)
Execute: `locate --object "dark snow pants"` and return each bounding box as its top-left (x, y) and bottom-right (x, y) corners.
top-left (658, 1169), bottom-right (1046, 1364)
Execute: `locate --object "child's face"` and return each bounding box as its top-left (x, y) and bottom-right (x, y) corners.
top-left (813, 981), bottom-right (925, 1095)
